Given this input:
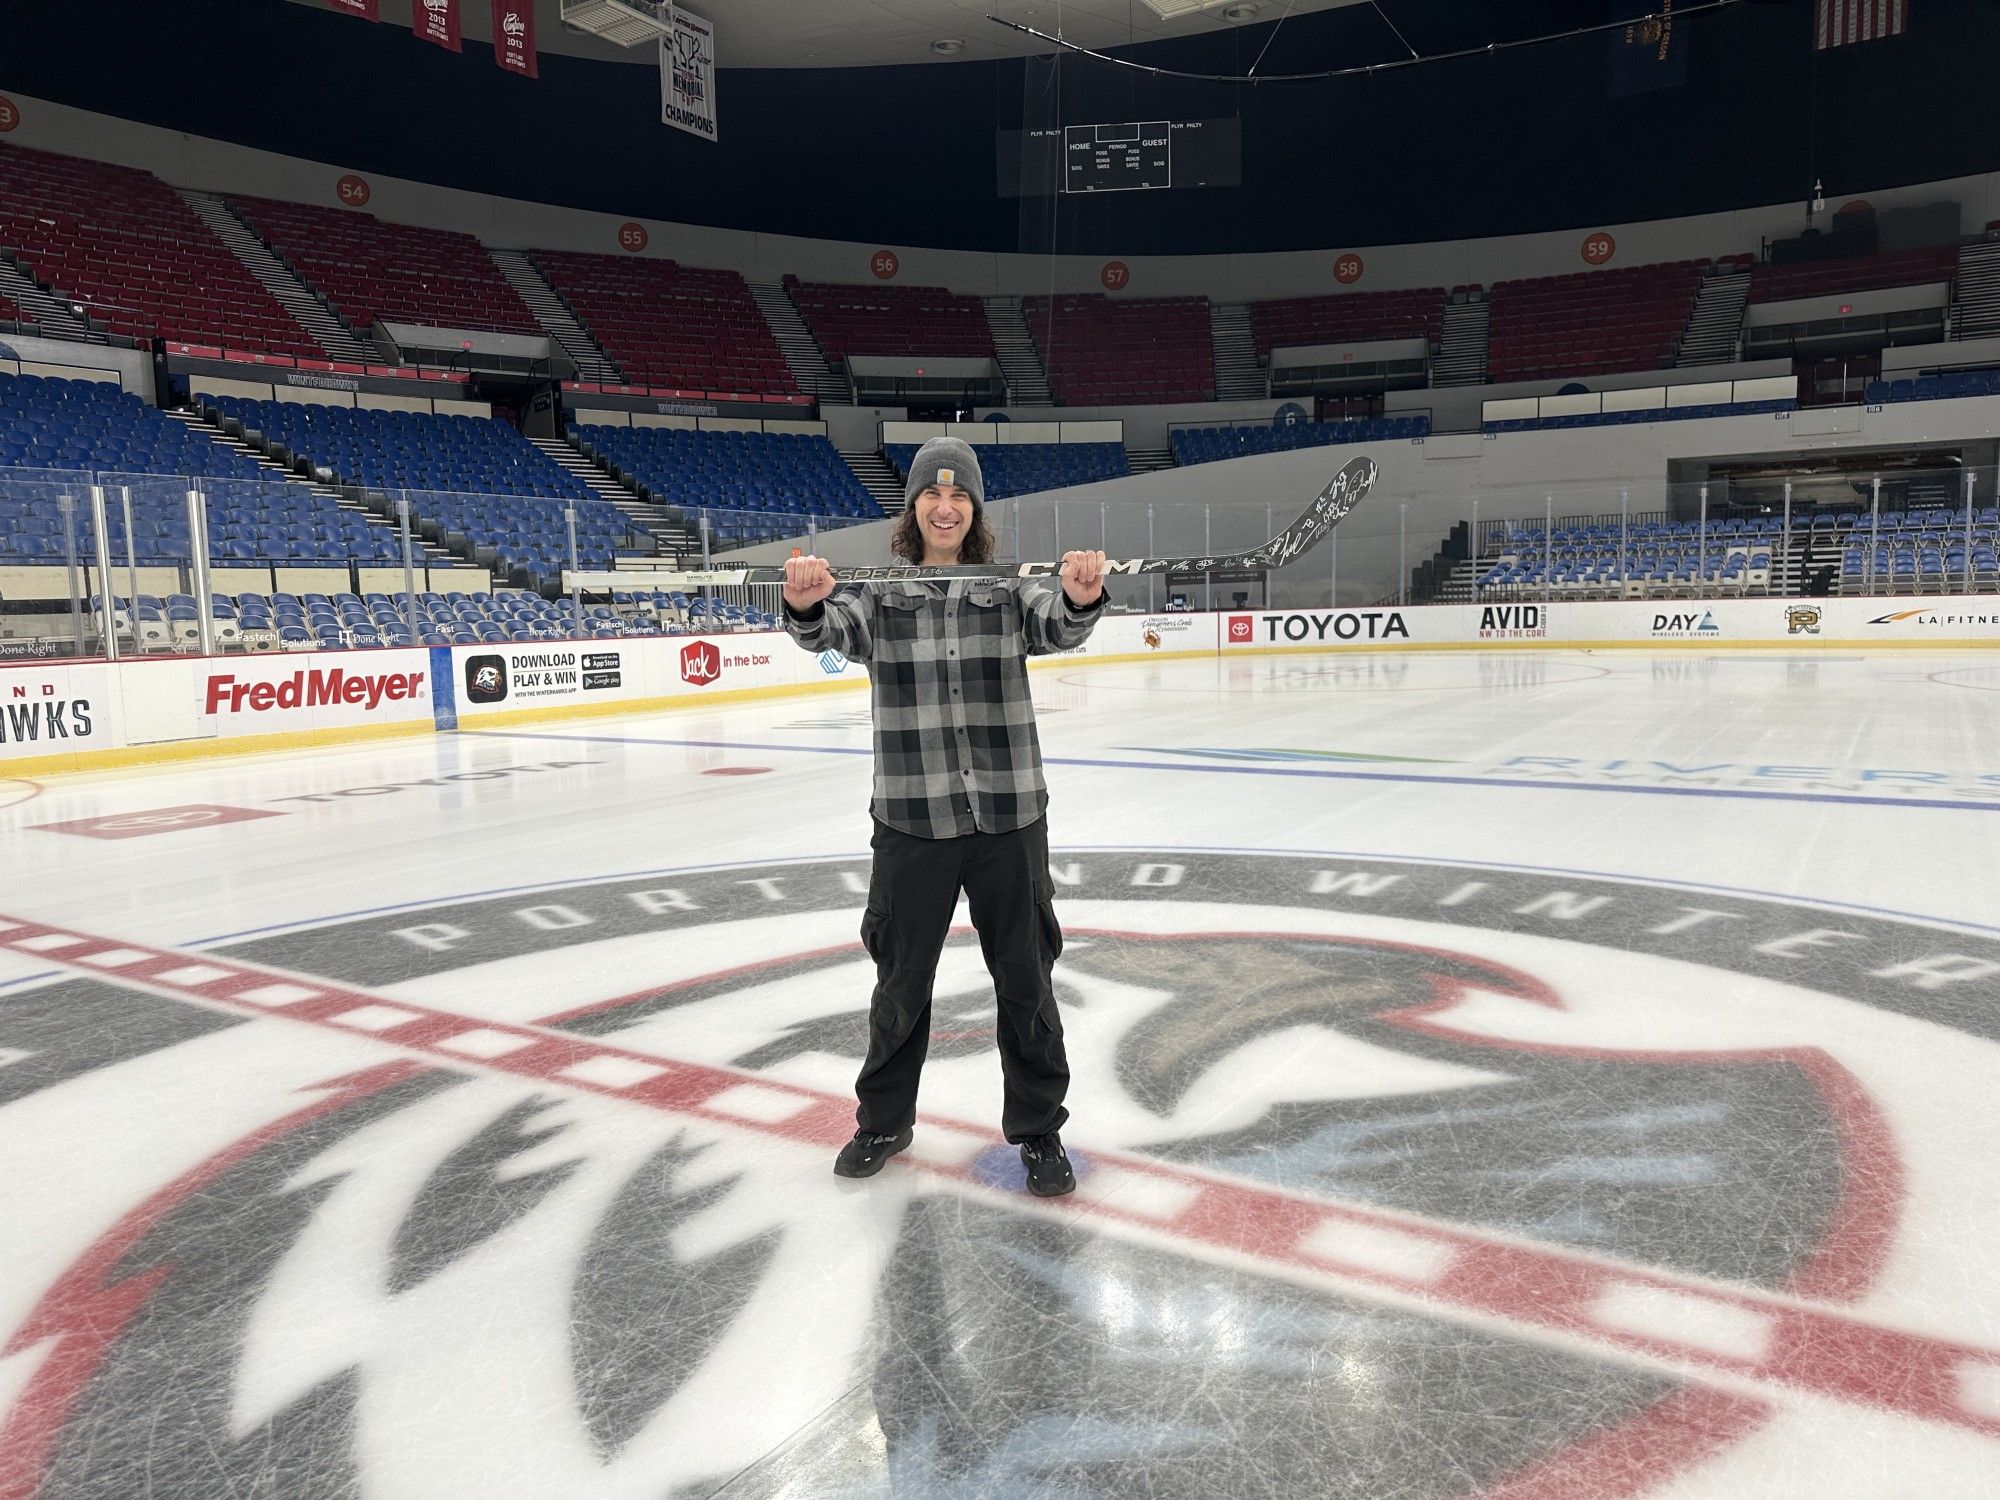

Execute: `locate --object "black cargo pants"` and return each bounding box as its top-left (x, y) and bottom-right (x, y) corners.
top-left (855, 816), bottom-right (1070, 1144)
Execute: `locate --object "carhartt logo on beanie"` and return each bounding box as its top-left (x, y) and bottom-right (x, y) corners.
top-left (905, 436), bottom-right (984, 511)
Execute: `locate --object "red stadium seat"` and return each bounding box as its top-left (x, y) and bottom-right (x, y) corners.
top-left (0, 142), bottom-right (323, 358)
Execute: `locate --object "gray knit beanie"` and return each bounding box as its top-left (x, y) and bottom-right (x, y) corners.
top-left (905, 436), bottom-right (984, 511)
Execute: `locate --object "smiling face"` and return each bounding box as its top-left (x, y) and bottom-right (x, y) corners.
top-left (913, 483), bottom-right (975, 565)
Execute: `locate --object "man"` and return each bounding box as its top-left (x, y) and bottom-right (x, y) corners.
top-left (783, 436), bottom-right (1106, 1197)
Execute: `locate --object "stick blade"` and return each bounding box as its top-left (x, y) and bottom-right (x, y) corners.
top-left (1247, 455), bottom-right (1380, 569)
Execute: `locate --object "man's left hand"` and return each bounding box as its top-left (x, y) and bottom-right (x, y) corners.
top-left (1060, 550), bottom-right (1108, 607)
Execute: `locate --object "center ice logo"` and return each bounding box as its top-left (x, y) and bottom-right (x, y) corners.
top-left (6, 852), bottom-right (1990, 1497)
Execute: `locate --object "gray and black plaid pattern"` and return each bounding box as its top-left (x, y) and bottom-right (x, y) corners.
top-left (786, 579), bottom-right (1102, 838)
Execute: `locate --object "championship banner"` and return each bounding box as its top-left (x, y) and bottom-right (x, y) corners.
top-left (412, 0), bottom-right (462, 52)
top-left (1814, 0), bottom-right (1908, 48)
top-left (491, 0), bottom-right (537, 76)
top-left (328, 0), bottom-right (379, 18)
top-left (660, 7), bottom-right (718, 143)
top-left (1607, 0), bottom-right (1685, 96)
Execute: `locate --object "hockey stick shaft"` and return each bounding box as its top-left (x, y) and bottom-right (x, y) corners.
top-left (565, 456), bottom-right (1378, 590)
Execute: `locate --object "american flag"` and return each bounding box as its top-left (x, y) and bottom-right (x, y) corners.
top-left (1815, 0), bottom-right (1908, 48)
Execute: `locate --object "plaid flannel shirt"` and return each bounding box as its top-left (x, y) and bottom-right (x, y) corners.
top-left (785, 578), bottom-right (1104, 838)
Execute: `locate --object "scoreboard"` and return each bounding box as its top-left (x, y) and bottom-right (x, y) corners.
top-left (1064, 122), bottom-right (1171, 194)
top-left (995, 119), bottom-right (1241, 198)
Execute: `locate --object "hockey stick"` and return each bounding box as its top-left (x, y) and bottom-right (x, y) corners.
top-left (564, 455), bottom-right (1378, 590)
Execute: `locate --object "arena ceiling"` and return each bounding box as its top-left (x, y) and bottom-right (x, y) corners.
top-left (290, 0), bottom-right (1366, 69)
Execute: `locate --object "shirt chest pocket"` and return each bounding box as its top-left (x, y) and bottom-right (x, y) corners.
top-left (959, 584), bottom-right (1017, 642)
top-left (873, 589), bottom-right (933, 648)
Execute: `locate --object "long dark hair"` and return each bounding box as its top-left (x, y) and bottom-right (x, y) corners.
top-left (890, 506), bottom-right (995, 564)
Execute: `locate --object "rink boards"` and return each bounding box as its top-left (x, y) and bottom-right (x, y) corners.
top-left (2, 595), bottom-right (1994, 776)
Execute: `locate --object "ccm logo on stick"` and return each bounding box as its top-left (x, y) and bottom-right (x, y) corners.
top-left (205, 669), bottom-right (426, 714)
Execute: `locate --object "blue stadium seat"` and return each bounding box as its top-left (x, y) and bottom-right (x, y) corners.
top-left (882, 441), bottom-right (1129, 501)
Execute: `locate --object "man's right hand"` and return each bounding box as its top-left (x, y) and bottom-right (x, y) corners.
top-left (783, 554), bottom-right (838, 612)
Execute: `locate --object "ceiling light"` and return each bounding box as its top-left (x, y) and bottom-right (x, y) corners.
top-left (558, 0), bottom-right (674, 49)
top-left (930, 38), bottom-right (965, 55)
top-left (1138, 0), bottom-right (1233, 19)
top-left (1222, 2), bottom-right (1260, 18)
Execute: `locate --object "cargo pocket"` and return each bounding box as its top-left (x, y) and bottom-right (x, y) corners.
top-left (860, 898), bottom-right (892, 969)
top-left (860, 897), bottom-right (925, 1040)
top-left (1035, 895), bottom-right (1064, 965)
top-left (1030, 896), bottom-right (1065, 1038)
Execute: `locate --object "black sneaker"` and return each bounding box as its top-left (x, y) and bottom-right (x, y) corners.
top-left (1019, 1132), bottom-right (1075, 1197)
top-left (833, 1128), bottom-right (912, 1179)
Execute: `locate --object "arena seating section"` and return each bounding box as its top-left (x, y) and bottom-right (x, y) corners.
top-left (2, 373), bottom-right (257, 479)
top-left (1830, 514), bottom-right (1999, 590)
top-left (1748, 246), bottom-right (1957, 303)
top-left (534, 252), bottom-right (796, 395)
top-left (229, 196), bottom-right (538, 336)
top-left (12, 131), bottom-right (2000, 646)
top-left (1172, 416), bottom-right (1430, 466)
top-left (0, 144), bottom-right (320, 357)
top-left (1867, 369), bottom-right (2000, 405)
top-left (6, 479), bottom-right (401, 568)
top-left (0, 372), bottom-right (402, 568)
top-left (882, 442), bottom-right (1129, 502)
top-left (573, 423), bottom-right (879, 547)
top-left (1478, 520), bottom-right (1776, 597)
top-left (1485, 260), bottom-right (1717, 382)
top-left (1483, 394), bottom-right (1796, 434)
top-left (1247, 287), bottom-right (1446, 356)
top-left (82, 588), bottom-right (772, 653)
top-left (1023, 295), bottom-right (1214, 404)
top-left (1477, 509), bottom-right (1998, 598)
top-left (205, 397), bottom-right (653, 582)
top-left (785, 279), bottom-right (995, 360)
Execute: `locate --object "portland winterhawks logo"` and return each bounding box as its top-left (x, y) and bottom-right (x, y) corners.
top-left (1, 852), bottom-right (1993, 1497)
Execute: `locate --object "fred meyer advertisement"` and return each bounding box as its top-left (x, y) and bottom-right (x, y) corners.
top-left (199, 653), bottom-right (434, 740)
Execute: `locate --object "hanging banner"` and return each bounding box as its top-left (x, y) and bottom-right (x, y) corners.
top-left (1606, 0), bottom-right (1685, 96)
top-left (491, 0), bottom-right (538, 76)
top-left (328, 0), bottom-right (380, 18)
top-left (1814, 0), bottom-right (1908, 48)
top-left (661, 7), bottom-right (718, 143)
top-left (412, 0), bottom-right (462, 52)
